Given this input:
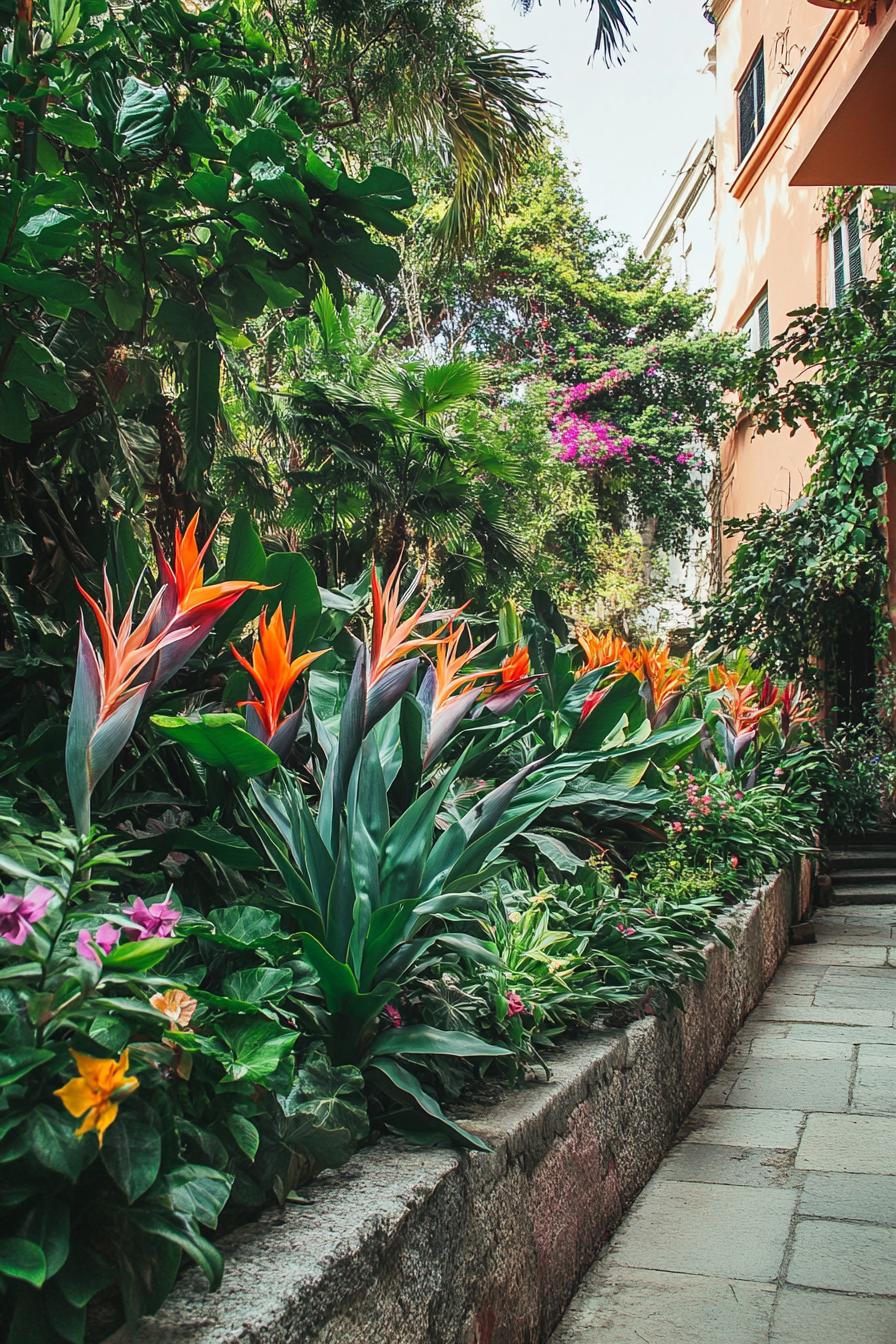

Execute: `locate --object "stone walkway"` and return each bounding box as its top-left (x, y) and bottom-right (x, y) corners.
top-left (551, 904), bottom-right (896, 1343)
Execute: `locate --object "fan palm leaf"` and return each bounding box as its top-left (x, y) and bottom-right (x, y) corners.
top-left (513, 0), bottom-right (641, 64)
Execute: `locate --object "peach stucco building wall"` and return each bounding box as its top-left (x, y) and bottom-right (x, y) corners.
top-left (710, 0), bottom-right (896, 561)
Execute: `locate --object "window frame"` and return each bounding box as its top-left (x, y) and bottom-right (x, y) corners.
top-left (737, 42), bottom-right (766, 164)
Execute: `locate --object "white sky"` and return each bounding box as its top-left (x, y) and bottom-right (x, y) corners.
top-left (480, 0), bottom-right (715, 245)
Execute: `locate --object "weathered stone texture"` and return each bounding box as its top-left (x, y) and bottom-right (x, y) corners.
top-left (108, 871), bottom-right (792, 1344)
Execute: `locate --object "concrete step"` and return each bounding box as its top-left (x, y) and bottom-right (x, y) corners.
top-left (830, 882), bottom-right (896, 905)
top-left (828, 850), bottom-right (896, 870)
top-left (829, 868), bottom-right (896, 885)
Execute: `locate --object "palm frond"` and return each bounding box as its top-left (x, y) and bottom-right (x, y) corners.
top-left (397, 44), bottom-right (546, 253)
top-left (513, 0), bottom-right (641, 65)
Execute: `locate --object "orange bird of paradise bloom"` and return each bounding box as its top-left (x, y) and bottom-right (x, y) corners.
top-left (431, 623), bottom-right (496, 713)
top-left (638, 642), bottom-right (690, 712)
top-left (75, 575), bottom-right (189, 727)
top-left (150, 512), bottom-right (269, 690)
top-left (500, 645), bottom-right (531, 688)
top-left (172, 512), bottom-right (266, 614)
top-left (232, 605), bottom-right (325, 740)
top-left (54, 1049), bottom-right (139, 1146)
top-left (369, 560), bottom-right (454, 686)
top-left (707, 663), bottom-right (744, 693)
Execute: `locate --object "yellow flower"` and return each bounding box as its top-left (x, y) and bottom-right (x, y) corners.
top-left (530, 890), bottom-right (549, 906)
top-left (54, 1049), bottom-right (138, 1146)
top-left (547, 958), bottom-right (565, 975)
top-left (508, 910), bottom-right (522, 925)
top-left (150, 988), bottom-right (198, 1029)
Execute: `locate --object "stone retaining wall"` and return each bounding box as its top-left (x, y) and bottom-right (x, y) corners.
top-left (111, 870), bottom-right (793, 1344)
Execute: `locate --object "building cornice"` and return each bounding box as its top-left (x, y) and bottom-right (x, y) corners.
top-left (729, 9), bottom-right (854, 202)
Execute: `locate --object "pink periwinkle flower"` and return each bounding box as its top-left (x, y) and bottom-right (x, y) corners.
top-left (123, 895), bottom-right (181, 941)
top-left (76, 922), bottom-right (121, 965)
top-left (505, 991), bottom-right (526, 1019)
top-left (671, 821), bottom-right (683, 833)
top-left (0, 886), bottom-right (53, 946)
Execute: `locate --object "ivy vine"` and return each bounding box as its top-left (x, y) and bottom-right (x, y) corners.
top-left (702, 199), bottom-right (896, 690)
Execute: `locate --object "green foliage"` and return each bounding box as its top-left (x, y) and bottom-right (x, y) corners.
top-left (0, 0), bottom-right (412, 620)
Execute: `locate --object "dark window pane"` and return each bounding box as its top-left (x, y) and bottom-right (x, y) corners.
top-left (755, 54), bottom-right (766, 134)
top-left (738, 46), bottom-right (765, 162)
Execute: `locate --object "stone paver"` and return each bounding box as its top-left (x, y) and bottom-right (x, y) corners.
top-left (550, 904), bottom-right (896, 1343)
top-left (787, 1219), bottom-right (896, 1295)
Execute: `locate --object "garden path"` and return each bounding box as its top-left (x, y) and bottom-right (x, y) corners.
top-left (550, 903), bottom-right (896, 1343)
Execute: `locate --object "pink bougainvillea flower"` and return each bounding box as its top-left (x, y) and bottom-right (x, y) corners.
top-left (0, 886), bottom-right (53, 945)
top-left (123, 895), bottom-right (180, 941)
top-left (76, 922), bottom-right (121, 965)
top-left (505, 991), bottom-right (526, 1019)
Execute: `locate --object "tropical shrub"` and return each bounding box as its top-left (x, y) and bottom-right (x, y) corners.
top-left (0, 517), bottom-right (820, 1340)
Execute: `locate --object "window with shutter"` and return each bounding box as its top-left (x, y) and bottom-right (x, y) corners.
top-left (741, 288), bottom-right (770, 352)
top-left (832, 226), bottom-right (846, 304)
top-left (757, 295), bottom-right (770, 349)
top-left (737, 45), bottom-right (765, 162)
top-left (830, 205), bottom-right (863, 304)
top-left (846, 206), bottom-right (863, 286)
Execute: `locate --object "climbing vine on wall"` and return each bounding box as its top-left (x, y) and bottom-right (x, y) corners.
top-left (702, 200), bottom-right (896, 689)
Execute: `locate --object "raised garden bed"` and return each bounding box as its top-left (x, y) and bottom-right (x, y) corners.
top-left (108, 869), bottom-right (793, 1344)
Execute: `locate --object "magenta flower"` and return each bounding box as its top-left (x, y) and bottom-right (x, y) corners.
top-left (0, 886), bottom-right (53, 946)
top-left (76, 922), bottom-right (121, 964)
top-left (616, 923), bottom-right (636, 937)
top-left (730, 856), bottom-right (740, 870)
top-left (383, 1004), bottom-right (403, 1029)
top-left (505, 991), bottom-right (526, 1019)
top-left (123, 895), bottom-right (181, 941)
top-left (671, 820), bottom-right (683, 834)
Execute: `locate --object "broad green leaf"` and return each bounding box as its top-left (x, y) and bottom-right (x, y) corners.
top-left (0, 1046), bottom-right (54, 1087)
top-left (0, 1238), bottom-right (47, 1288)
top-left (209, 905), bottom-right (281, 948)
top-left (151, 713), bottom-right (280, 778)
top-left (369, 1057), bottom-right (491, 1151)
top-left (263, 551), bottom-right (322, 648)
top-left (101, 1112), bottom-right (161, 1203)
top-left (368, 1025), bottom-right (510, 1060)
top-left (216, 1018), bottom-right (298, 1083)
top-left (150, 1164), bottom-right (232, 1229)
top-left (100, 936), bottom-right (179, 972)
